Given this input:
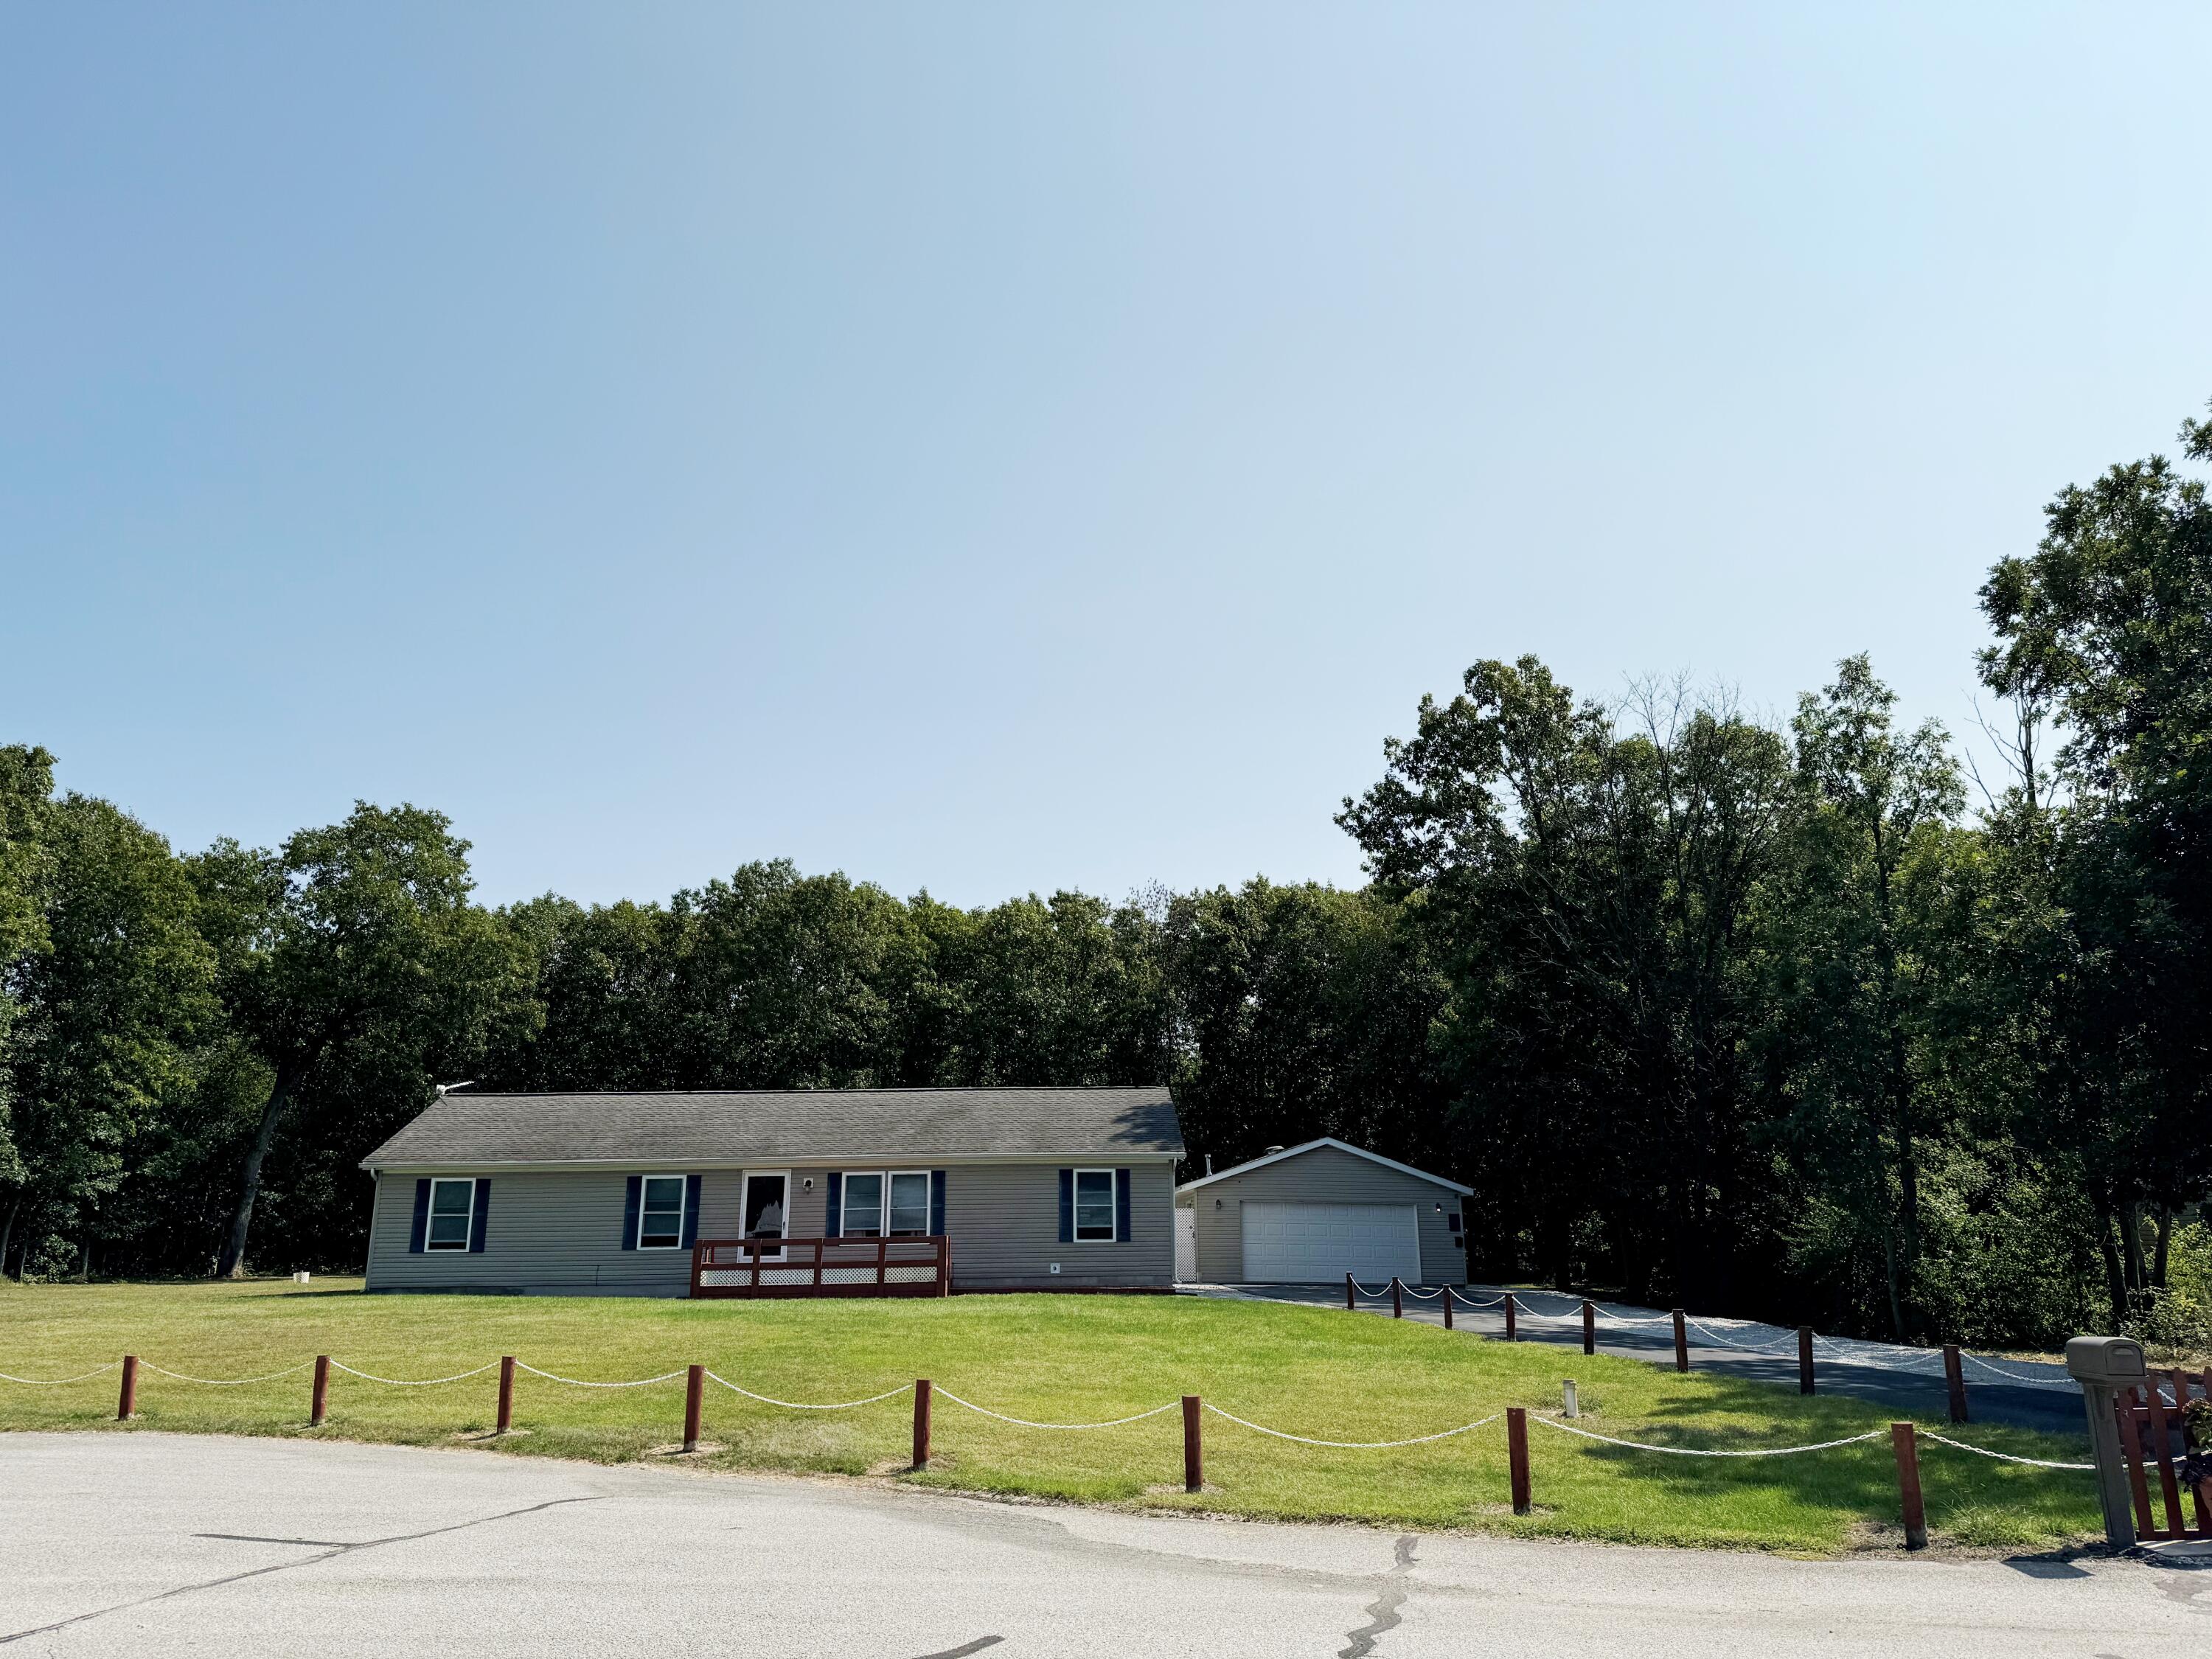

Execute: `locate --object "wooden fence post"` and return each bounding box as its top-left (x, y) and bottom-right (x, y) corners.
top-left (1672, 1310), bottom-right (1688, 1373)
top-left (496, 1355), bottom-right (515, 1434)
top-left (1943, 1345), bottom-right (1969, 1425)
top-left (1345, 1273), bottom-right (1355, 1310)
top-left (1506, 1406), bottom-right (1531, 1514)
top-left (682, 1363), bottom-right (704, 1453)
top-left (116, 1354), bottom-right (137, 1422)
top-left (1391, 1278), bottom-right (1403, 1318)
top-left (1582, 1298), bottom-right (1595, 1357)
top-left (912, 1378), bottom-right (933, 1470)
top-left (1798, 1327), bottom-right (1815, 1395)
top-left (310, 1354), bottom-right (330, 1427)
top-left (1891, 1422), bottom-right (1927, 1550)
top-left (1442, 1287), bottom-right (1454, 1330)
top-left (1183, 1395), bottom-right (1203, 1493)
top-left (1504, 1293), bottom-right (1517, 1343)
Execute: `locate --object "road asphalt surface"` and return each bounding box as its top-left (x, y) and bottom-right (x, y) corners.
top-left (1192, 1284), bottom-right (2089, 1437)
top-left (4, 1433), bottom-right (2202, 1658)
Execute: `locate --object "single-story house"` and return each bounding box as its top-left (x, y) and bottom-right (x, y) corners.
top-left (1174, 1138), bottom-right (1471, 1285)
top-left (358, 1085), bottom-right (1182, 1295)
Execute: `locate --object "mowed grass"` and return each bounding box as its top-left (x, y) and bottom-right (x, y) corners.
top-left (0, 1279), bottom-right (2101, 1555)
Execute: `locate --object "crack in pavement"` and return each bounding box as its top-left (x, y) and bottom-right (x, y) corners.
top-left (1340, 1536), bottom-right (1416, 1659)
top-left (0, 1495), bottom-right (604, 1646)
top-left (911, 1638), bottom-right (1004, 1658)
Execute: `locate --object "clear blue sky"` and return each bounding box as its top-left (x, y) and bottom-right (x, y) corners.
top-left (6, 4), bottom-right (2208, 908)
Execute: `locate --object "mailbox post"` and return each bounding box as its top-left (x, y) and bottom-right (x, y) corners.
top-left (2065, 1334), bottom-right (2150, 1550)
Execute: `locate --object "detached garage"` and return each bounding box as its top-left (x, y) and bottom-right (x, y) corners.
top-left (1175, 1138), bottom-right (1471, 1285)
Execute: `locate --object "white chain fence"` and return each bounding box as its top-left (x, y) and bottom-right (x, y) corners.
top-left (708, 1373), bottom-right (913, 1411)
top-left (935, 1390), bottom-right (1180, 1430)
top-left (1204, 1404), bottom-right (1503, 1449)
top-left (512, 1363), bottom-right (686, 1388)
top-left (1533, 1416), bottom-right (1887, 1458)
top-left (139, 1360), bottom-right (318, 1386)
top-left (1918, 1431), bottom-right (2094, 1470)
top-left (0, 1361), bottom-right (121, 1385)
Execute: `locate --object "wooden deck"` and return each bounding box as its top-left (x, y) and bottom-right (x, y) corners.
top-left (690, 1236), bottom-right (952, 1298)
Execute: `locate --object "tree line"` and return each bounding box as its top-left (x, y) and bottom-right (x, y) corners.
top-left (3, 402), bottom-right (2208, 1350)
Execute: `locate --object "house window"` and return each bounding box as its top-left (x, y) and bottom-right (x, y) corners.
top-left (839, 1171), bottom-right (931, 1237)
top-left (841, 1172), bottom-right (884, 1237)
top-left (888, 1172), bottom-right (930, 1237)
top-left (637, 1175), bottom-right (687, 1249)
top-left (426, 1178), bottom-right (476, 1251)
top-left (1074, 1169), bottom-right (1116, 1242)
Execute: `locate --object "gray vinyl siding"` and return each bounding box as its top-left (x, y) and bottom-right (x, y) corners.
top-left (363, 1160), bottom-right (1176, 1295)
top-left (363, 1169), bottom-right (745, 1296)
top-left (1179, 1147), bottom-right (1467, 1284)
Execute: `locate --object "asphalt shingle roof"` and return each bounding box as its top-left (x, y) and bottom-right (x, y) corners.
top-left (360, 1086), bottom-right (1183, 1169)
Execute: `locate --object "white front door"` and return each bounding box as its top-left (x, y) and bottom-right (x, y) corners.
top-left (1175, 1206), bottom-right (1197, 1281)
top-left (1240, 1203), bottom-right (1421, 1284)
top-left (741, 1171), bottom-right (789, 1262)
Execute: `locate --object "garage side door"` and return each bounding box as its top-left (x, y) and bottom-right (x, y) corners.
top-left (1240, 1203), bottom-right (1420, 1284)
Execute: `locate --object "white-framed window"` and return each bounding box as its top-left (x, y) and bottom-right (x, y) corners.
top-left (426, 1178), bottom-right (476, 1252)
top-left (637, 1175), bottom-right (688, 1250)
top-left (1073, 1169), bottom-right (1116, 1242)
top-left (839, 1170), bottom-right (933, 1237)
top-left (841, 1172), bottom-right (884, 1237)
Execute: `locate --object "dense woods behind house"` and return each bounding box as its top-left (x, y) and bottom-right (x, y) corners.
top-left (5, 403), bottom-right (2211, 1353)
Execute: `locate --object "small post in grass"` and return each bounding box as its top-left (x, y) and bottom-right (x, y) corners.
top-left (1672, 1309), bottom-right (1688, 1372)
top-left (116, 1354), bottom-right (138, 1422)
top-left (1562, 1379), bottom-right (1579, 1419)
top-left (1798, 1327), bottom-right (1815, 1396)
top-left (310, 1354), bottom-right (330, 1427)
top-left (682, 1363), bottom-right (704, 1453)
top-left (1391, 1277), bottom-right (1403, 1318)
top-left (1582, 1298), bottom-right (1595, 1357)
top-left (1504, 1293), bottom-right (1517, 1343)
top-left (1182, 1394), bottom-right (1203, 1493)
top-left (911, 1378), bottom-right (933, 1470)
top-left (1891, 1421), bottom-right (1927, 1551)
top-left (1506, 1406), bottom-right (1531, 1515)
top-left (1345, 1273), bottom-right (1355, 1310)
top-left (1943, 1344), bottom-right (1969, 1425)
top-left (1442, 1287), bottom-right (1454, 1330)
top-left (496, 1355), bottom-right (515, 1434)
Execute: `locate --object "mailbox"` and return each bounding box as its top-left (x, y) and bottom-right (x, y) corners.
top-left (2066, 1335), bottom-right (2150, 1547)
top-left (2065, 1335), bottom-right (2148, 1386)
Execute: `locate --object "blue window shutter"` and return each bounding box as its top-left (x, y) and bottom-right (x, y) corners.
top-left (408, 1179), bottom-right (431, 1253)
top-left (824, 1172), bottom-right (843, 1237)
top-left (1058, 1169), bottom-right (1073, 1243)
top-left (469, 1179), bottom-right (492, 1253)
top-left (681, 1175), bottom-right (702, 1248)
top-left (929, 1170), bottom-right (946, 1237)
top-left (1115, 1168), bottom-right (1132, 1242)
top-left (622, 1175), bottom-right (642, 1250)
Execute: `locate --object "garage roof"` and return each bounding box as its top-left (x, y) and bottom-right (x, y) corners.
top-left (1176, 1136), bottom-right (1472, 1197)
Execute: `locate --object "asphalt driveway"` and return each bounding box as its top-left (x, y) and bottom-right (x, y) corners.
top-left (1189, 1284), bottom-right (2090, 1438)
top-left (3, 1433), bottom-right (2198, 1658)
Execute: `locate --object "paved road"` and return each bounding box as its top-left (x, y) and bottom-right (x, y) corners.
top-left (4, 1433), bottom-right (2201, 1657)
top-left (1189, 1284), bottom-right (2090, 1438)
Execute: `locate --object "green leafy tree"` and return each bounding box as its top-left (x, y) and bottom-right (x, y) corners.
top-left (1, 794), bottom-right (219, 1278)
top-left (0, 747), bottom-right (55, 1273)
top-left (1341, 659), bottom-right (1798, 1306)
top-left (202, 804), bottom-right (533, 1276)
top-left (1978, 398), bottom-right (2212, 1321)
top-left (1161, 880), bottom-right (1447, 1180)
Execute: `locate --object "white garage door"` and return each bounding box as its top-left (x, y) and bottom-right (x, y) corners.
top-left (1241, 1203), bottom-right (1421, 1284)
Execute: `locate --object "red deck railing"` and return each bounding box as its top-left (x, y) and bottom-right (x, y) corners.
top-left (690, 1236), bottom-right (951, 1299)
top-left (2116, 1369), bottom-right (2212, 1541)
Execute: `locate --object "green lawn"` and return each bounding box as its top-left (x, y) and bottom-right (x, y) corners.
top-left (0, 1279), bottom-right (2100, 1555)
